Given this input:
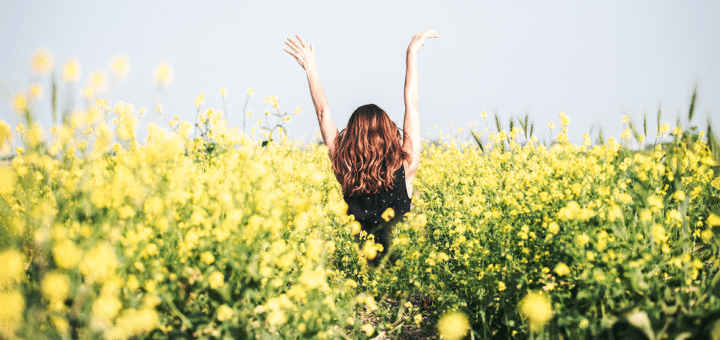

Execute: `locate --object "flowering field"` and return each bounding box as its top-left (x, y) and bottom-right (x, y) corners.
top-left (1, 52), bottom-right (720, 339)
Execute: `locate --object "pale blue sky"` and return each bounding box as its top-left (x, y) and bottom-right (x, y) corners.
top-left (1, 0), bottom-right (719, 145)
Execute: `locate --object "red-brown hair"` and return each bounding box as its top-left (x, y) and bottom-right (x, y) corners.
top-left (332, 104), bottom-right (410, 197)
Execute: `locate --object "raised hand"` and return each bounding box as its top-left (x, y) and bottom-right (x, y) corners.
top-left (284, 35), bottom-right (316, 71)
top-left (407, 30), bottom-right (438, 55)
top-left (283, 34), bottom-right (338, 157)
top-left (403, 30), bottom-right (436, 197)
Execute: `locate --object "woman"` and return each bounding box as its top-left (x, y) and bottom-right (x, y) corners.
top-left (284, 30), bottom-right (437, 263)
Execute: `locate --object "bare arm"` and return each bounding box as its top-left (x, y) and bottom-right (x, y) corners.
top-left (284, 35), bottom-right (338, 158)
top-left (403, 30), bottom-right (438, 196)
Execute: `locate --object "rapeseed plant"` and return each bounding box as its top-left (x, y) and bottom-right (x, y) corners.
top-left (1, 51), bottom-right (719, 340)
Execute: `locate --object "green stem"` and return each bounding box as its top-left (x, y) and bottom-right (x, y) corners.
top-left (162, 293), bottom-right (193, 330)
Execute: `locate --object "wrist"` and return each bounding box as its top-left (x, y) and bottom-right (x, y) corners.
top-left (305, 64), bottom-right (319, 75)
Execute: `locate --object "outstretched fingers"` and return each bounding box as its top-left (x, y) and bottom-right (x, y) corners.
top-left (283, 47), bottom-right (297, 58)
top-left (423, 30), bottom-right (439, 38)
top-left (284, 35), bottom-right (317, 70)
top-left (408, 30), bottom-right (438, 53)
top-left (296, 34), bottom-right (307, 48)
top-left (286, 38), bottom-right (301, 53)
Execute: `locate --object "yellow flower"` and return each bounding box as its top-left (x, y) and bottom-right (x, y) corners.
top-left (0, 290), bottom-right (24, 339)
top-left (92, 293), bottom-right (122, 327)
top-left (63, 58), bottom-right (81, 82)
top-left (361, 324), bottom-right (375, 336)
top-left (559, 111), bottom-right (569, 127)
top-left (621, 115), bottom-right (631, 125)
top-left (201, 251), bottom-right (215, 265)
top-left (608, 204), bottom-right (623, 222)
top-left (299, 267), bottom-right (327, 289)
top-left (217, 304), bottom-right (234, 321)
top-left (547, 222), bottom-right (559, 234)
top-left (0, 166), bottom-right (14, 194)
top-left (41, 271), bottom-right (70, 307)
top-left (359, 294), bottom-right (378, 312)
top-left (652, 224), bottom-right (668, 244)
top-left (576, 234), bottom-right (590, 247)
top-left (708, 213), bottom-right (720, 227)
top-left (557, 201), bottom-right (581, 221)
top-left (29, 84), bottom-right (43, 99)
top-left (81, 86), bottom-right (94, 100)
top-left (659, 122), bottom-right (670, 134)
top-left (0, 119), bottom-right (11, 144)
top-left (648, 195), bottom-right (663, 212)
top-left (246, 87), bottom-right (254, 95)
top-left (89, 70), bottom-right (107, 92)
top-left (497, 281), bottom-right (506, 291)
top-left (639, 209), bottom-right (652, 223)
top-left (438, 252), bottom-right (450, 262)
top-left (267, 310), bottom-right (287, 325)
top-left (79, 243), bottom-right (119, 283)
top-left (701, 229), bottom-right (714, 242)
top-left (209, 271), bottom-right (224, 289)
top-left (109, 55), bottom-right (130, 80)
top-left (519, 291), bottom-right (552, 332)
top-left (0, 249), bottom-right (24, 288)
top-left (105, 308), bottom-right (159, 339)
top-left (361, 239), bottom-right (380, 260)
top-left (194, 93), bottom-right (205, 107)
top-left (437, 311), bottom-right (470, 340)
top-left (31, 48), bottom-right (54, 75)
top-left (220, 87), bottom-right (227, 97)
top-left (349, 221), bottom-right (361, 235)
top-left (381, 207), bottom-right (395, 222)
top-left (617, 192), bottom-right (633, 205)
top-left (13, 92), bottom-right (28, 113)
top-left (554, 263), bottom-right (570, 276)
top-left (620, 128), bottom-right (632, 141)
top-left (153, 63), bottom-right (173, 87)
top-left (53, 240), bottom-right (82, 269)
top-left (127, 275), bottom-right (139, 291)
top-left (586, 251), bottom-right (596, 261)
top-left (117, 107), bottom-right (139, 140)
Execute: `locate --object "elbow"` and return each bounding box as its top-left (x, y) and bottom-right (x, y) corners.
top-left (404, 97), bottom-right (419, 113)
top-left (406, 156), bottom-right (420, 178)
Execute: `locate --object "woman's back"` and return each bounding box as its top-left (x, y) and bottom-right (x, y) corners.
top-left (345, 164), bottom-right (411, 264)
top-left (344, 164), bottom-right (411, 225)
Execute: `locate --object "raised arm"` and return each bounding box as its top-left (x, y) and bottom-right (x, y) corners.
top-left (402, 30), bottom-right (438, 191)
top-left (284, 35), bottom-right (338, 158)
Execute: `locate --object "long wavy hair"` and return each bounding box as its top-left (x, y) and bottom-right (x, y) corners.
top-left (332, 104), bottom-right (410, 197)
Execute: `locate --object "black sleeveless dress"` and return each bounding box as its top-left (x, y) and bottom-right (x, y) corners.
top-left (343, 165), bottom-right (411, 260)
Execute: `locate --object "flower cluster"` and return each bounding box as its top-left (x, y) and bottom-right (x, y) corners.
top-left (1, 51), bottom-right (719, 340)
